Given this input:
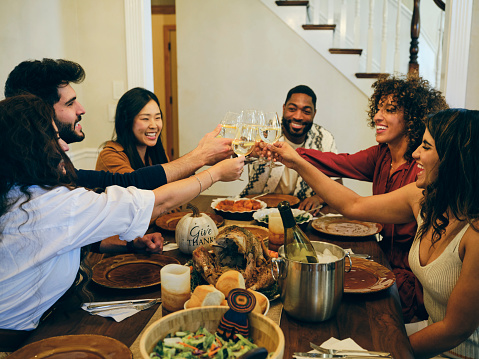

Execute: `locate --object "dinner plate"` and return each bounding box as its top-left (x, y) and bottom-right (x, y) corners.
top-left (8, 334), bottom-right (132, 359)
top-left (311, 216), bottom-right (383, 237)
top-left (344, 257), bottom-right (396, 293)
top-left (155, 211), bottom-right (224, 231)
top-left (245, 193), bottom-right (300, 208)
top-left (92, 253), bottom-right (180, 289)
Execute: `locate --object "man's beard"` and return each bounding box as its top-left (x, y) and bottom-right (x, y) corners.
top-left (282, 117), bottom-right (313, 138)
top-left (55, 117), bottom-right (85, 144)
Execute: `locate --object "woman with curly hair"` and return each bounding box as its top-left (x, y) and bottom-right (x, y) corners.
top-left (295, 74), bottom-right (448, 323)
top-left (268, 108), bottom-right (479, 358)
top-left (96, 87), bottom-right (168, 173)
top-left (0, 95), bottom-right (244, 333)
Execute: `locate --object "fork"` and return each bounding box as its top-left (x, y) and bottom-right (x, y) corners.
top-left (89, 298), bottom-right (161, 314)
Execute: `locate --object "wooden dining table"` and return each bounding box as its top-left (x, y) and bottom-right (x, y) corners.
top-left (12, 195), bottom-right (414, 358)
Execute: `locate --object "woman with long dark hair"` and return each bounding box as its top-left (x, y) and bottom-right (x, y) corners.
top-left (268, 109), bottom-right (479, 358)
top-left (96, 87), bottom-right (168, 173)
top-left (0, 94), bottom-right (244, 332)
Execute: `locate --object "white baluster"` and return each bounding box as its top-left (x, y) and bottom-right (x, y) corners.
top-left (394, 0), bottom-right (401, 73)
top-left (435, 10), bottom-right (445, 88)
top-left (367, 0), bottom-right (375, 72)
top-left (380, 0), bottom-right (388, 72)
top-left (327, 0), bottom-right (334, 24)
top-left (339, 0), bottom-right (347, 48)
top-left (310, 0), bottom-right (320, 24)
top-left (354, 0), bottom-right (360, 48)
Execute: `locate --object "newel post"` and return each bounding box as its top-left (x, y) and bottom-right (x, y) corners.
top-left (409, 0), bottom-right (420, 75)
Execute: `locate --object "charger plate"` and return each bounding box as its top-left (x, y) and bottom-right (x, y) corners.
top-left (344, 257), bottom-right (396, 293)
top-left (8, 334), bottom-right (131, 359)
top-left (92, 253), bottom-right (180, 289)
top-left (311, 216), bottom-right (383, 237)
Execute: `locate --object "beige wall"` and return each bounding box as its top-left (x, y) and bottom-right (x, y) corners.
top-left (175, 0), bottom-right (375, 196)
top-left (0, 0), bottom-right (127, 167)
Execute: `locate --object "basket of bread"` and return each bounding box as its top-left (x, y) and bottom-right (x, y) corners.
top-left (185, 270), bottom-right (269, 315)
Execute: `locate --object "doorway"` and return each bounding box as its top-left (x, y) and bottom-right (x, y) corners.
top-left (163, 25), bottom-right (179, 160)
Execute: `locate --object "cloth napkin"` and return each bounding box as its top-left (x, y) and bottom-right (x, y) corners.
top-left (320, 337), bottom-right (374, 356)
top-left (82, 299), bottom-right (156, 322)
top-left (162, 242), bottom-right (179, 251)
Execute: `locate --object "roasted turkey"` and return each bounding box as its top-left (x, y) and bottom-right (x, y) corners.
top-left (192, 225), bottom-right (275, 291)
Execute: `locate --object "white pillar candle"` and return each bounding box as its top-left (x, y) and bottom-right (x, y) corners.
top-left (161, 264), bottom-right (191, 312)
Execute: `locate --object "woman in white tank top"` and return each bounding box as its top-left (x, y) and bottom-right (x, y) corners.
top-left (267, 108), bottom-right (479, 358)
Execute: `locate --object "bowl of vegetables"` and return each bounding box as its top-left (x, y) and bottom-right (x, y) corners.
top-left (253, 208), bottom-right (313, 227)
top-left (140, 306), bottom-right (284, 359)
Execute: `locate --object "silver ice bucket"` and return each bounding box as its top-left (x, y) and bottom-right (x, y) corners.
top-left (272, 241), bottom-right (352, 322)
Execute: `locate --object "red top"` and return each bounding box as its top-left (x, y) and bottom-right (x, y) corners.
top-left (298, 144), bottom-right (426, 322)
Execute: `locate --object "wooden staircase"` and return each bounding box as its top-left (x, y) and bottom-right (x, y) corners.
top-left (266, 0), bottom-right (445, 95)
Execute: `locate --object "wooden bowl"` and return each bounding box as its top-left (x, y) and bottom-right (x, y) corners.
top-left (139, 306), bottom-right (284, 359)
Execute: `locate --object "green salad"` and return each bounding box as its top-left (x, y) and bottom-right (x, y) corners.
top-left (149, 327), bottom-right (259, 358)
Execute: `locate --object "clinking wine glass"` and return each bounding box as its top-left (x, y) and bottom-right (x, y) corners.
top-left (219, 111), bottom-right (240, 139)
top-left (259, 112), bottom-right (282, 167)
top-left (232, 123), bottom-right (259, 166)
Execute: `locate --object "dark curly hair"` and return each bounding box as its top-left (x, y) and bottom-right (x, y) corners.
top-left (0, 95), bottom-right (77, 222)
top-left (113, 87), bottom-right (168, 169)
top-left (367, 74), bottom-right (448, 160)
top-left (4, 58), bottom-right (85, 106)
top-left (417, 109), bottom-right (479, 244)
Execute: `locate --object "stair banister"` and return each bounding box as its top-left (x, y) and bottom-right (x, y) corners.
top-left (408, 0), bottom-right (420, 74)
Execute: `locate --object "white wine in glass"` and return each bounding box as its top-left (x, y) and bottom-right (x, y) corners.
top-left (232, 139), bottom-right (255, 156)
top-left (219, 111), bottom-right (240, 138)
top-left (259, 112), bottom-right (281, 166)
top-left (233, 124), bottom-right (259, 163)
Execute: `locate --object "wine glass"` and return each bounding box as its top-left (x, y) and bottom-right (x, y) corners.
top-left (232, 122), bottom-right (259, 165)
top-left (239, 109), bottom-right (263, 163)
top-left (219, 111), bottom-right (240, 139)
top-left (259, 112), bottom-right (282, 167)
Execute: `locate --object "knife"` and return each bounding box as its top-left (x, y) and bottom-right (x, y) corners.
top-left (294, 354), bottom-right (390, 359)
top-left (86, 298), bottom-right (158, 310)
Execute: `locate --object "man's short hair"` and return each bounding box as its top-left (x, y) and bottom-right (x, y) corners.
top-left (284, 85), bottom-right (317, 110)
top-left (4, 58), bottom-right (85, 106)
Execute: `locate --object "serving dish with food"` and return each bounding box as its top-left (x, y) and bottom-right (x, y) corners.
top-left (188, 225), bottom-right (279, 300)
top-left (244, 193), bottom-right (300, 208)
top-left (139, 306), bottom-right (285, 359)
top-left (211, 197), bottom-right (267, 220)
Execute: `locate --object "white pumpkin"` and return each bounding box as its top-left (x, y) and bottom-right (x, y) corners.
top-left (175, 204), bottom-right (219, 254)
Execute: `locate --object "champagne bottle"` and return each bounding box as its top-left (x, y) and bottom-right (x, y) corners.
top-left (277, 201), bottom-right (318, 263)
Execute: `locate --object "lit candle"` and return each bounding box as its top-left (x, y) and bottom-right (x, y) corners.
top-left (160, 264), bottom-right (191, 312)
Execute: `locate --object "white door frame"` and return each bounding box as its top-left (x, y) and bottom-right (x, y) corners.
top-left (124, 0), bottom-right (154, 92)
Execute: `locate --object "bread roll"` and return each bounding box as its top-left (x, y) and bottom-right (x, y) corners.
top-left (186, 285), bottom-right (225, 308)
top-left (248, 289), bottom-right (268, 314)
top-left (215, 270), bottom-right (245, 298)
